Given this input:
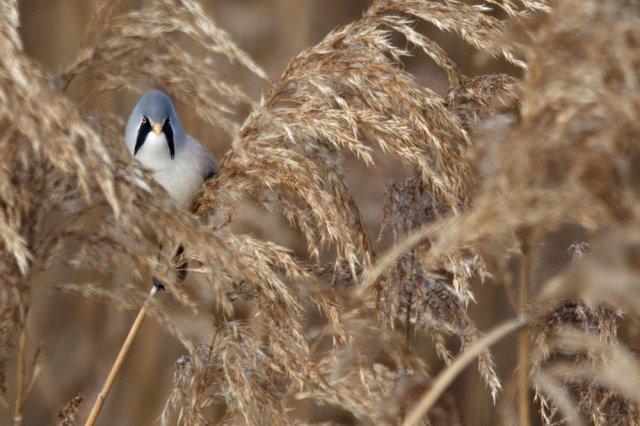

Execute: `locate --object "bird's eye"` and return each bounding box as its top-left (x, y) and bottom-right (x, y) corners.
top-left (141, 116), bottom-right (148, 124)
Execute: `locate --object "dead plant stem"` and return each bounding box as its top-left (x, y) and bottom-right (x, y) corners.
top-left (84, 285), bottom-right (158, 426)
top-left (12, 308), bottom-right (26, 426)
top-left (402, 316), bottom-right (528, 426)
top-left (518, 239), bottom-right (531, 426)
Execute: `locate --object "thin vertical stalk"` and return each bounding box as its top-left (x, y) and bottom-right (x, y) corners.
top-left (84, 285), bottom-right (158, 426)
top-left (12, 311), bottom-right (27, 426)
top-left (518, 239), bottom-right (531, 426)
top-left (405, 303), bottom-right (412, 344)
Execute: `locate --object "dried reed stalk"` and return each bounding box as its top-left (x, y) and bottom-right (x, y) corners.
top-left (402, 316), bottom-right (528, 426)
top-left (84, 286), bottom-right (158, 426)
top-left (9, 0), bottom-right (640, 424)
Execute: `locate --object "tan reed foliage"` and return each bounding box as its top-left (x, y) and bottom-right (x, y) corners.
top-left (56, 395), bottom-right (83, 426)
top-left (6, 0), bottom-right (640, 425)
top-left (361, 0), bottom-right (640, 424)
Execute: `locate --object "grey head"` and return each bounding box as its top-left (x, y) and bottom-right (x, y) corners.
top-left (124, 90), bottom-right (185, 160)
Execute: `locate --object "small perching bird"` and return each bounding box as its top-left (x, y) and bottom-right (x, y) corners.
top-left (124, 90), bottom-right (217, 210)
top-left (86, 91), bottom-right (218, 426)
top-left (124, 90), bottom-right (217, 284)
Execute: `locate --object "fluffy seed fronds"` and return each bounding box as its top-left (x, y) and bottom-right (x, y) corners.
top-left (56, 395), bottom-right (83, 426)
top-left (9, 0), bottom-right (640, 424)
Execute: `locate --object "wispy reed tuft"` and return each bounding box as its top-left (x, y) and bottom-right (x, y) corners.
top-left (6, 0), bottom-right (640, 424)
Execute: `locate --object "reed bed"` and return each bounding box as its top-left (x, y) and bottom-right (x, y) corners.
top-left (2, 0), bottom-right (640, 424)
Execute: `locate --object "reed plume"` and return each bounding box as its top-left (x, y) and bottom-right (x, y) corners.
top-left (5, 0), bottom-right (640, 425)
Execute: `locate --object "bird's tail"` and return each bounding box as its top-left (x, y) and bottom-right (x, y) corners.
top-left (173, 245), bottom-right (188, 282)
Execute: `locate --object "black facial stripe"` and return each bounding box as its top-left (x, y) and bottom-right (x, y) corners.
top-left (163, 118), bottom-right (175, 160)
top-left (134, 116), bottom-right (151, 156)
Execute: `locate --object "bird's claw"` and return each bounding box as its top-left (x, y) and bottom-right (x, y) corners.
top-left (152, 276), bottom-right (166, 291)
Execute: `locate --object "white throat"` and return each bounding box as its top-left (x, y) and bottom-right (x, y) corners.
top-left (135, 132), bottom-right (172, 170)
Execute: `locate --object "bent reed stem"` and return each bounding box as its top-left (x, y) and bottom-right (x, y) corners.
top-left (402, 316), bottom-right (528, 426)
top-left (84, 285), bottom-right (158, 426)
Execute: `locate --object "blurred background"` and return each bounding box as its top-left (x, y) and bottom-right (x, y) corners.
top-left (12, 1), bottom-right (528, 424)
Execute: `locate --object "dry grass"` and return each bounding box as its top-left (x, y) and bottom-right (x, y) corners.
top-left (3, 0), bottom-right (640, 424)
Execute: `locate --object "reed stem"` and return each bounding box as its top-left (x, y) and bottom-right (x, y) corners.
top-left (84, 285), bottom-right (158, 426)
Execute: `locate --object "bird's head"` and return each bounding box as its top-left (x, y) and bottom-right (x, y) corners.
top-left (125, 90), bottom-right (184, 160)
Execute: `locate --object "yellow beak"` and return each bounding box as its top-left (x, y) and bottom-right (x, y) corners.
top-left (152, 123), bottom-right (163, 135)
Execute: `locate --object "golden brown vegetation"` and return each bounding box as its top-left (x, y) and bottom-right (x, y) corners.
top-left (2, 0), bottom-right (640, 424)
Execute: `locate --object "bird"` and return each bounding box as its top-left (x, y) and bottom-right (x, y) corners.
top-left (124, 90), bottom-right (217, 210)
top-left (124, 90), bottom-right (216, 285)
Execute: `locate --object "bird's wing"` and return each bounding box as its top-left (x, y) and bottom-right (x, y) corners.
top-left (184, 134), bottom-right (217, 181)
top-left (205, 152), bottom-right (217, 180)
